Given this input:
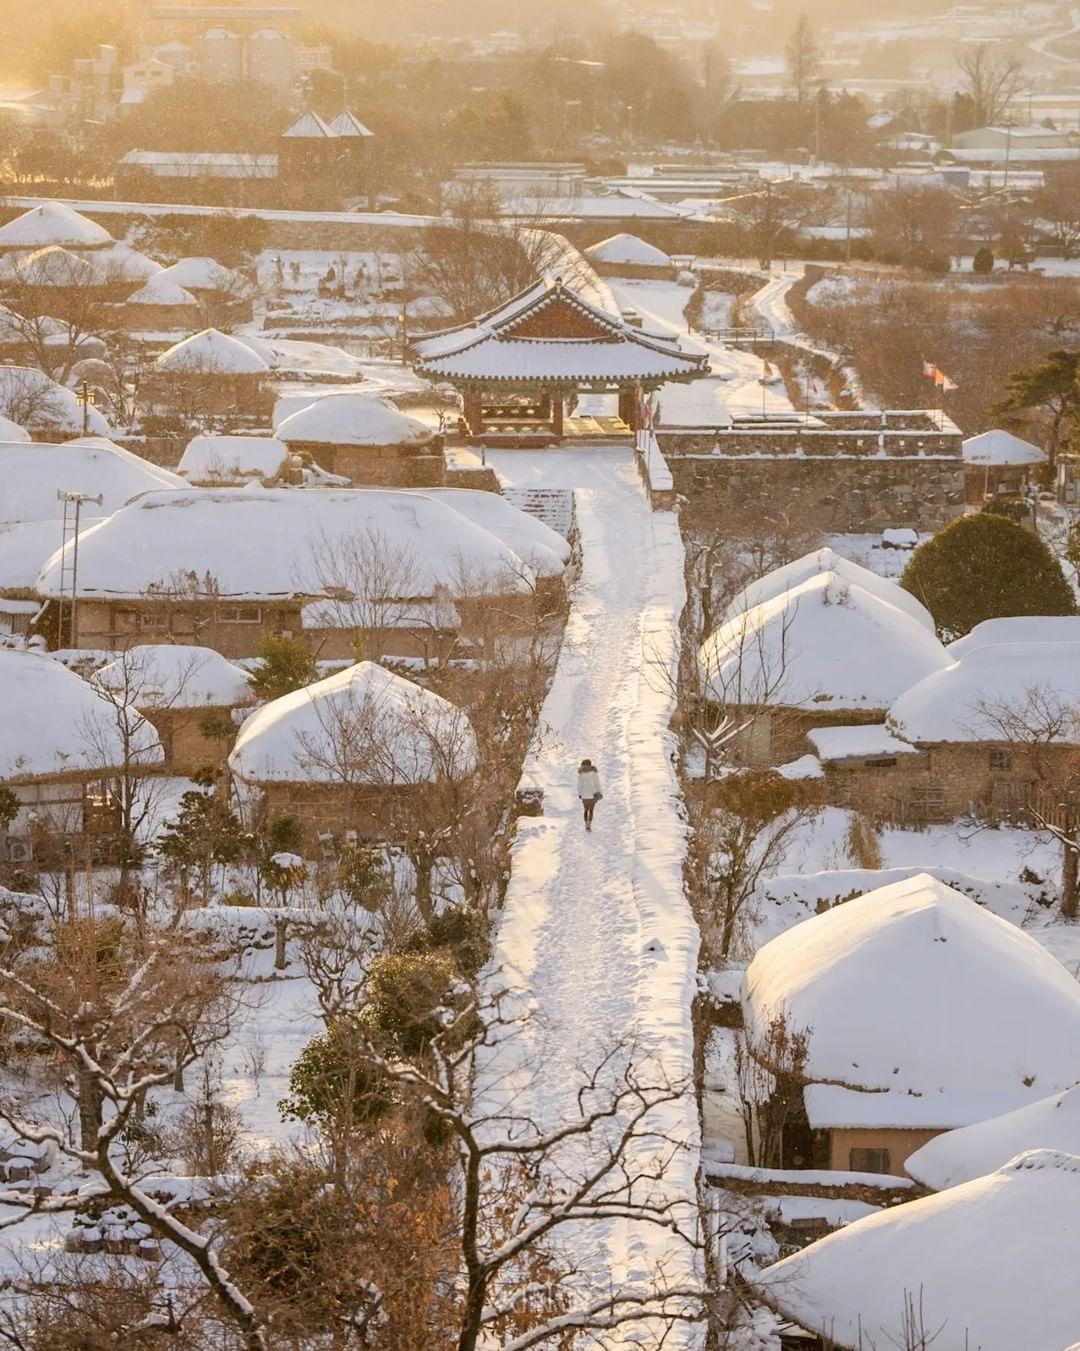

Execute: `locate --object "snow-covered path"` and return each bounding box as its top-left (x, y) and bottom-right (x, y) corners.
top-left (612, 277), bottom-right (793, 421)
top-left (477, 447), bottom-right (703, 1342)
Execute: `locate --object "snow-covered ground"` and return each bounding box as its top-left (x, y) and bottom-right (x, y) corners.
top-left (475, 447), bottom-right (704, 1342)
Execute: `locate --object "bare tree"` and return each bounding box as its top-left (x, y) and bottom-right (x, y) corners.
top-left (0, 929), bottom-right (264, 1347)
top-left (688, 770), bottom-right (817, 959)
top-left (969, 687), bottom-right (1080, 918)
top-left (354, 985), bottom-right (708, 1351)
top-left (734, 1010), bottom-right (811, 1167)
top-left (0, 365), bottom-right (66, 430)
top-left (302, 525), bottom-right (445, 665)
top-left (1035, 164), bottom-right (1080, 261)
top-left (0, 251), bottom-right (128, 383)
top-left (405, 184), bottom-right (554, 324)
top-left (78, 647), bottom-right (174, 898)
top-left (294, 668), bottom-right (478, 921)
top-left (955, 44), bottom-right (1025, 128)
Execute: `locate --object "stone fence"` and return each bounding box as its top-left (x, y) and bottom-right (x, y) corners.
top-left (658, 427), bottom-right (961, 460)
top-left (635, 429), bottom-right (677, 510)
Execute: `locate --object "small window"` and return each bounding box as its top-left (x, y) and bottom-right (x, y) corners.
top-left (220, 604), bottom-right (263, 624)
top-left (989, 749), bottom-right (1012, 770)
top-left (849, 1147), bottom-right (891, 1174)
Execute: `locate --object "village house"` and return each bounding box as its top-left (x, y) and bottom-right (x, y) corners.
top-left (275, 392), bottom-right (439, 486)
top-left (228, 660), bottom-right (476, 851)
top-left (698, 566), bottom-right (950, 766)
top-left (150, 328), bottom-right (273, 420)
top-left (962, 427), bottom-right (1046, 505)
top-left (0, 202), bottom-right (114, 255)
top-left (756, 1149), bottom-right (1080, 1351)
top-left (153, 257), bottom-right (253, 321)
top-left (95, 645), bottom-right (253, 775)
top-left (743, 873), bottom-right (1080, 1179)
top-left (0, 647), bottom-right (162, 863)
top-left (33, 487), bottom-right (540, 658)
top-left (121, 274), bottom-right (202, 332)
top-left (809, 631), bottom-right (1080, 823)
top-left (582, 233), bottom-right (677, 280)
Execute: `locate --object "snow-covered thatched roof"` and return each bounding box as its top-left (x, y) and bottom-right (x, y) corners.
top-left (96, 645), bottom-right (253, 711)
top-left (155, 257), bottom-right (242, 293)
top-left (0, 520), bottom-right (68, 594)
top-left (34, 488), bottom-right (534, 602)
top-left (0, 648), bottom-right (162, 782)
top-left (583, 233), bottom-right (673, 268)
top-left (10, 245), bottom-right (101, 287)
top-left (699, 572), bottom-right (950, 709)
top-left (723, 547), bottom-right (935, 633)
top-left (177, 435), bottom-right (288, 483)
top-left (888, 642), bottom-right (1080, 745)
top-left (418, 488), bottom-right (571, 579)
top-left (907, 1084), bottom-right (1080, 1191)
top-left (757, 1149), bottom-right (1080, 1351)
top-left (946, 615), bottom-right (1080, 659)
top-left (154, 328), bottom-right (269, 375)
top-left (0, 438), bottom-right (183, 526)
top-left (127, 275), bottom-right (199, 307)
top-left (0, 368), bottom-right (112, 436)
top-left (743, 873), bottom-right (1080, 1129)
top-left (276, 392), bottom-right (433, 448)
top-left (0, 416), bottom-right (28, 443)
top-left (962, 428), bottom-right (1046, 466)
top-left (0, 202), bottom-right (113, 251)
top-left (96, 244), bottom-right (164, 284)
top-left (229, 661), bottom-right (476, 786)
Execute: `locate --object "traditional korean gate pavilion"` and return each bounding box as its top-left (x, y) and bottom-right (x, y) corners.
top-left (413, 274), bottom-right (708, 444)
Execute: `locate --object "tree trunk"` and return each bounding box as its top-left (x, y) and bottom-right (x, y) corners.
top-left (414, 852), bottom-right (435, 925)
top-left (78, 1067), bottom-right (103, 1152)
top-left (1062, 837), bottom-right (1079, 921)
top-left (274, 917), bottom-right (288, 971)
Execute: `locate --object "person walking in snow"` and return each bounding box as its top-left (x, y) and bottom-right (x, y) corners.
top-left (577, 758), bottom-right (602, 831)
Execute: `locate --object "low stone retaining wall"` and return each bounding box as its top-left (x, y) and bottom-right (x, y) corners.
top-left (670, 453), bottom-right (964, 532)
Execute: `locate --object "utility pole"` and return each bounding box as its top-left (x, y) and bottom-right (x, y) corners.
top-left (56, 491), bottom-right (103, 649)
top-left (1003, 120), bottom-right (1014, 191)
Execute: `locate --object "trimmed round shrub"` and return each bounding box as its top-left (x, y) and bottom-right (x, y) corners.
top-left (901, 512), bottom-right (1077, 640)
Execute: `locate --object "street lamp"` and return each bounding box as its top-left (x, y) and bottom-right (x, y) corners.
top-left (75, 381), bottom-right (97, 438)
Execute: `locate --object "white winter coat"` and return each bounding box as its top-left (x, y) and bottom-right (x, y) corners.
top-left (577, 768), bottom-right (602, 800)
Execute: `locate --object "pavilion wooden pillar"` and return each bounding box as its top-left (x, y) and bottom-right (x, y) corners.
top-left (463, 392), bottom-right (483, 436)
top-left (552, 396), bottom-right (564, 442)
top-left (618, 387), bottom-right (638, 430)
